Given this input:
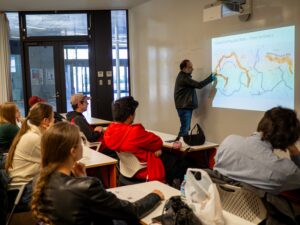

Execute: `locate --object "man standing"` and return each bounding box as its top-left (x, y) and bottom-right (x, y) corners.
top-left (174, 59), bottom-right (216, 138)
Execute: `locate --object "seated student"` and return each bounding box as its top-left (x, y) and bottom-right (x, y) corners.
top-left (6, 102), bottom-right (53, 189)
top-left (214, 106), bottom-right (300, 194)
top-left (0, 102), bottom-right (20, 168)
top-left (31, 122), bottom-right (164, 225)
top-left (66, 93), bottom-right (103, 142)
top-left (29, 95), bottom-right (64, 123)
top-left (104, 96), bottom-right (189, 185)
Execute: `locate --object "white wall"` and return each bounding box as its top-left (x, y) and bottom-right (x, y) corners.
top-left (128, 0), bottom-right (300, 143)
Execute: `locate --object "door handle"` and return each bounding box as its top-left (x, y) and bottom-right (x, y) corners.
top-left (53, 92), bottom-right (60, 98)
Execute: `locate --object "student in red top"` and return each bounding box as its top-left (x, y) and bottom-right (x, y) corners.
top-left (104, 96), bottom-right (189, 185)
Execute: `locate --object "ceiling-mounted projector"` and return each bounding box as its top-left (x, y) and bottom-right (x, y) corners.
top-left (203, 0), bottom-right (252, 22)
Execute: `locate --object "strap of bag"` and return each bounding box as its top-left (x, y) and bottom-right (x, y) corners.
top-left (190, 123), bottom-right (202, 135)
top-left (196, 124), bottom-right (201, 135)
top-left (190, 124), bottom-right (198, 135)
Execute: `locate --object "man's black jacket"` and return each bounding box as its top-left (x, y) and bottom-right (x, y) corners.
top-left (174, 71), bottom-right (214, 109)
top-left (66, 111), bottom-right (101, 142)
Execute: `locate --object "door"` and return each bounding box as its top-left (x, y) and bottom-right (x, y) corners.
top-left (20, 11), bottom-right (124, 119)
top-left (24, 43), bottom-right (61, 111)
top-left (24, 42), bottom-right (90, 113)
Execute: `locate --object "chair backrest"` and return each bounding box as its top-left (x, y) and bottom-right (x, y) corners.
top-left (6, 183), bottom-right (27, 225)
top-left (80, 132), bottom-right (101, 152)
top-left (217, 184), bottom-right (267, 224)
top-left (0, 169), bottom-right (10, 225)
top-left (116, 152), bottom-right (147, 178)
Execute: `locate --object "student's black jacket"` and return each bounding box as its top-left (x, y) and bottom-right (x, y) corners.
top-left (66, 111), bottom-right (101, 142)
top-left (174, 71), bottom-right (214, 109)
top-left (40, 172), bottom-right (161, 225)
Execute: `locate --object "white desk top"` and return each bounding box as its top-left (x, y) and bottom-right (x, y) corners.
top-left (79, 146), bottom-right (117, 168)
top-left (149, 130), bottom-right (219, 152)
top-left (109, 181), bottom-right (255, 225)
top-left (87, 117), bottom-right (111, 126)
top-left (61, 113), bottom-right (111, 126)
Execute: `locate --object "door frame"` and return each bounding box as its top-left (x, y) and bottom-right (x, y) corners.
top-left (23, 41), bottom-right (90, 113)
top-left (19, 11), bottom-right (119, 119)
top-left (23, 42), bottom-right (64, 112)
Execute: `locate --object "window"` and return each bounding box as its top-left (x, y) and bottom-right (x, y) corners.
top-left (64, 45), bottom-right (90, 114)
top-left (25, 13), bottom-right (88, 37)
top-left (6, 12), bottom-right (25, 116)
top-left (111, 10), bottom-right (130, 100)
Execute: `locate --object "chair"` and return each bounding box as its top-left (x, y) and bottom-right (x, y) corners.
top-left (6, 183), bottom-right (27, 225)
top-left (116, 151), bottom-right (147, 186)
top-left (217, 184), bottom-right (267, 224)
top-left (80, 132), bottom-right (101, 152)
top-left (0, 169), bottom-right (34, 225)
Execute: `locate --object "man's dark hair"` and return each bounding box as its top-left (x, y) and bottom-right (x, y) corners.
top-left (179, 59), bottom-right (190, 70)
top-left (112, 96), bottom-right (139, 122)
top-left (257, 106), bottom-right (300, 149)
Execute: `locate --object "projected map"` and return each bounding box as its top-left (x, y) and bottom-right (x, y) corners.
top-left (212, 26), bottom-right (295, 111)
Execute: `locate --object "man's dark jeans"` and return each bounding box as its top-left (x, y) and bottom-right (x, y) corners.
top-left (177, 109), bottom-right (192, 137)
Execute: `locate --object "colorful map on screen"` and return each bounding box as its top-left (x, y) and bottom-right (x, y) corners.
top-left (212, 26), bottom-right (295, 111)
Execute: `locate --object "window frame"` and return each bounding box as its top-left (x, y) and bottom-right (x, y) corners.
top-left (19, 11), bottom-right (92, 42)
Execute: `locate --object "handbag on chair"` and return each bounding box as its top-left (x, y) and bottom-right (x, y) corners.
top-left (183, 124), bottom-right (205, 146)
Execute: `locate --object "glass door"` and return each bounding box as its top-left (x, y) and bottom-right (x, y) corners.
top-left (25, 44), bottom-right (59, 111)
top-left (64, 44), bottom-right (91, 116)
top-left (24, 42), bottom-right (90, 113)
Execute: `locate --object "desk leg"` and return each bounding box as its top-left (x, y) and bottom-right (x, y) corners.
top-left (108, 165), bottom-right (117, 188)
top-left (90, 166), bottom-right (116, 188)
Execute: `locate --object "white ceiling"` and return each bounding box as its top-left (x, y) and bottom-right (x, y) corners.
top-left (0, 0), bottom-right (151, 11)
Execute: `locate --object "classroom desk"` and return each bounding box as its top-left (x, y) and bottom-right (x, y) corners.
top-left (149, 130), bottom-right (218, 168)
top-left (108, 181), bottom-right (255, 225)
top-left (61, 113), bottom-right (111, 126)
top-left (79, 146), bottom-right (118, 187)
top-left (87, 117), bottom-right (111, 126)
top-left (149, 130), bottom-right (219, 152)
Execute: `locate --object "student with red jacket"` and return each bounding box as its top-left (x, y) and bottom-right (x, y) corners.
top-left (104, 96), bottom-right (189, 185)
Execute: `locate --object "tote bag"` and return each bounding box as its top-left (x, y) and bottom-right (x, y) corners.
top-left (184, 168), bottom-right (224, 225)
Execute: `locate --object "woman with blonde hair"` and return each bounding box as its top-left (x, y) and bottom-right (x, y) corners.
top-left (6, 102), bottom-right (53, 193)
top-left (31, 122), bottom-right (164, 225)
top-left (0, 102), bottom-right (20, 168)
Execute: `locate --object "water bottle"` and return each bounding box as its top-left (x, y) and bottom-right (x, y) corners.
top-left (180, 175), bottom-right (187, 199)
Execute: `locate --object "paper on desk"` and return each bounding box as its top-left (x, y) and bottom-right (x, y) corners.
top-left (109, 188), bottom-right (148, 202)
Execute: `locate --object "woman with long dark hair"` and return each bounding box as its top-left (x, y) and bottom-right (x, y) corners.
top-left (31, 122), bottom-right (164, 225)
